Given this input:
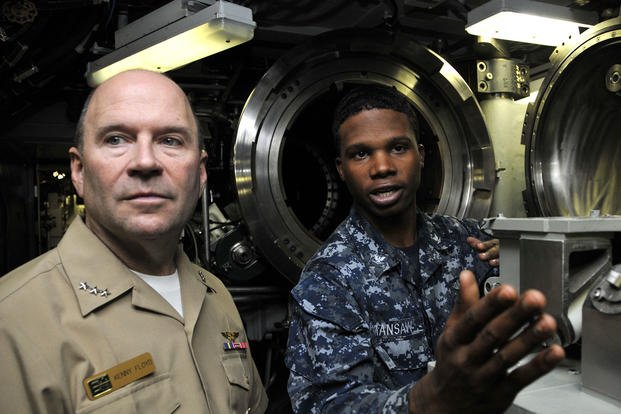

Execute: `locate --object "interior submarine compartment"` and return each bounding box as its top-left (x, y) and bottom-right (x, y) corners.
top-left (232, 28), bottom-right (496, 283)
top-left (522, 16), bottom-right (621, 218)
top-left (486, 17), bottom-right (621, 411)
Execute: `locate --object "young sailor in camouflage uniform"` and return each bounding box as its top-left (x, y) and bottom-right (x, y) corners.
top-left (285, 84), bottom-right (564, 413)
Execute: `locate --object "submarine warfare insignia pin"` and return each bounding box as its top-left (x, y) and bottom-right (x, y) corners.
top-left (222, 331), bottom-right (239, 341)
top-left (222, 331), bottom-right (248, 351)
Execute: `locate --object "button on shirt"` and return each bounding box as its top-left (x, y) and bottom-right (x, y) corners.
top-left (285, 209), bottom-right (496, 413)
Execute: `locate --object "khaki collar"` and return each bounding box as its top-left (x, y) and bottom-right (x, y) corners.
top-left (58, 217), bottom-right (216, 319)
top-left (59, 217), bottom-right (135, 316)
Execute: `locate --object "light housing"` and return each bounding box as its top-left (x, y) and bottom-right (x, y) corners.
top-left (466, 0), bottom-right (597, 46)
top-left (86, 0), bottom-right (255, 86)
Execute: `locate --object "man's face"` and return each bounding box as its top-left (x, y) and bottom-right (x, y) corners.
top-left (69, 71), bottom-right (207, 244)
top-left (335, 108), bottom-right (424, 225)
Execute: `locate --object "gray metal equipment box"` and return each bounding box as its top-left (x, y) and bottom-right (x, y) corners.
top-left (489, 216), bottom-right (621, 408)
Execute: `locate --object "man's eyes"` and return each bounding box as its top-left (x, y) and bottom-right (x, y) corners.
top-left (393, 144), bottom-right (408, 153)
top-left (160, 136), bottom-right (183, 147)
top-left (104, 135), bottom-right (127, 145)
top-left (101, 135), bottom-right (184, 147)
top-left (348, 143), bottom-right (410, 159)
top-left (354, 150), bottom-right (369, 159)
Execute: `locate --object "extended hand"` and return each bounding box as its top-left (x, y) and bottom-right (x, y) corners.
top-left (408, 271), bottom-right (565, 414)
top-left (467, 236), bottom-right (499, 267)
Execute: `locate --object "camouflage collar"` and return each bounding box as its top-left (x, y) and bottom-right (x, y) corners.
top-left (344, 208), bottom-right (450, 284)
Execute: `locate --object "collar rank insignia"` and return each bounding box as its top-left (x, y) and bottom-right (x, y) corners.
top-left (221, 331), bottom-right (248, 351)
top-left (79, 282), bottom-right (111, 299)
top-left (197, 271), bottom-right (215, 293)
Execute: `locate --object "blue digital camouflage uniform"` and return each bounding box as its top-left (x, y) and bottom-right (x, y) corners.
top-left (285, 208), bottom-right (496, 413)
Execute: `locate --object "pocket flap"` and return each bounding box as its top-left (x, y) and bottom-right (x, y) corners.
top-left (221, 357), bottom-right (251, 391)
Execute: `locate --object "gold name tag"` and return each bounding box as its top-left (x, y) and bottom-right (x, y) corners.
top-left (83, 352), bottom-right (156, 400)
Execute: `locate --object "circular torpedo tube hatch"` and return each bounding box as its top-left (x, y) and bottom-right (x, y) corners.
top-left (233, 29), bottom-right (495, 282)
top-left (523, 17), bottom-right (621, 217)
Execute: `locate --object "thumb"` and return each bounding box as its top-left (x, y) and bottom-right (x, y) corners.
top-left (445, 270), bottom-right (479, 330)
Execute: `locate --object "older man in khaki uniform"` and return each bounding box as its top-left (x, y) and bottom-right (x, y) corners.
top-left (0, 70), bottom-right (268, 413)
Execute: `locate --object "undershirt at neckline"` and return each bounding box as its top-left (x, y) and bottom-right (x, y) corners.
top-left (132, 269), bottom-right (184, 318)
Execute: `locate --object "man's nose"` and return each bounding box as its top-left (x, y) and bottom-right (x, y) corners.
top-left (370, 152), bottom-right (395, 177)
top-left (128, 139), bottom-right (162, 176)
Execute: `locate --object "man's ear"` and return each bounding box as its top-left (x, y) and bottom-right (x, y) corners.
top-left (418, 143), bottom-right (425, 168)
top-left (335, 157), bottom-right (345, 181)
top-left (68, 147), bottom-right (85, 197)
top-left (199, 149), bottom-right (208, 195)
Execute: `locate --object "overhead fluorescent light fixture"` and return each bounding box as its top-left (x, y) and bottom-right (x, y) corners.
top-left (466, 0), bottom-right (597, 46)
top-left (86, 0), bottom-right (255, 86)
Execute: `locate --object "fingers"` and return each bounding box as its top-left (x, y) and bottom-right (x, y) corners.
top-left (469, 290), bottom-right (548, 362)
top-left (466, 237), bottom-right (497, 251)
top-left (430, 275), bottom-right (565, 412)
top-left (456, 270), bottom-right (480, 311)
top-left (472, 343), bottom-right (565, 411)
top-left (479, 246), bottom-right (499, 260)
top-left (467, 237), bottom-right (500, 265)
top-left (506, 344), bottom-right (565, 389)
top-left (444, 271), bottom-right (480, 332)
top-left (466, 236), bottom-right (479, 247)
top-left (442, 271), bottom-right (517, 347)
top-left (478, 240), bottom-right (499, 260)
top-left (475, 312), bottom-right (557, 381)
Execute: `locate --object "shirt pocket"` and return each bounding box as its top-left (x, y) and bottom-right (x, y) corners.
top-left (221, 354), bottom-right (252, 412)
top-left (373, 335), bottom-right (433, 372)
top-left (76, 373), bottom-right (179, 414)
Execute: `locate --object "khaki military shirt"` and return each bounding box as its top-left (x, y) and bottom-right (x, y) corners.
top-left (0, 217), bottom-right (268, 413)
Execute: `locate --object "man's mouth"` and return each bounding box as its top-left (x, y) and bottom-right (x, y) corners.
top-left (369, 186), bottom-right (402, 205)
top-left (125, 191), bottom-right (170, 200)
top-left (123, 192), bottom-right (172, 207)
top-left (129, 194), bottom-right (162, 199)
top-left (374, 188), bottom-right (398, 198)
